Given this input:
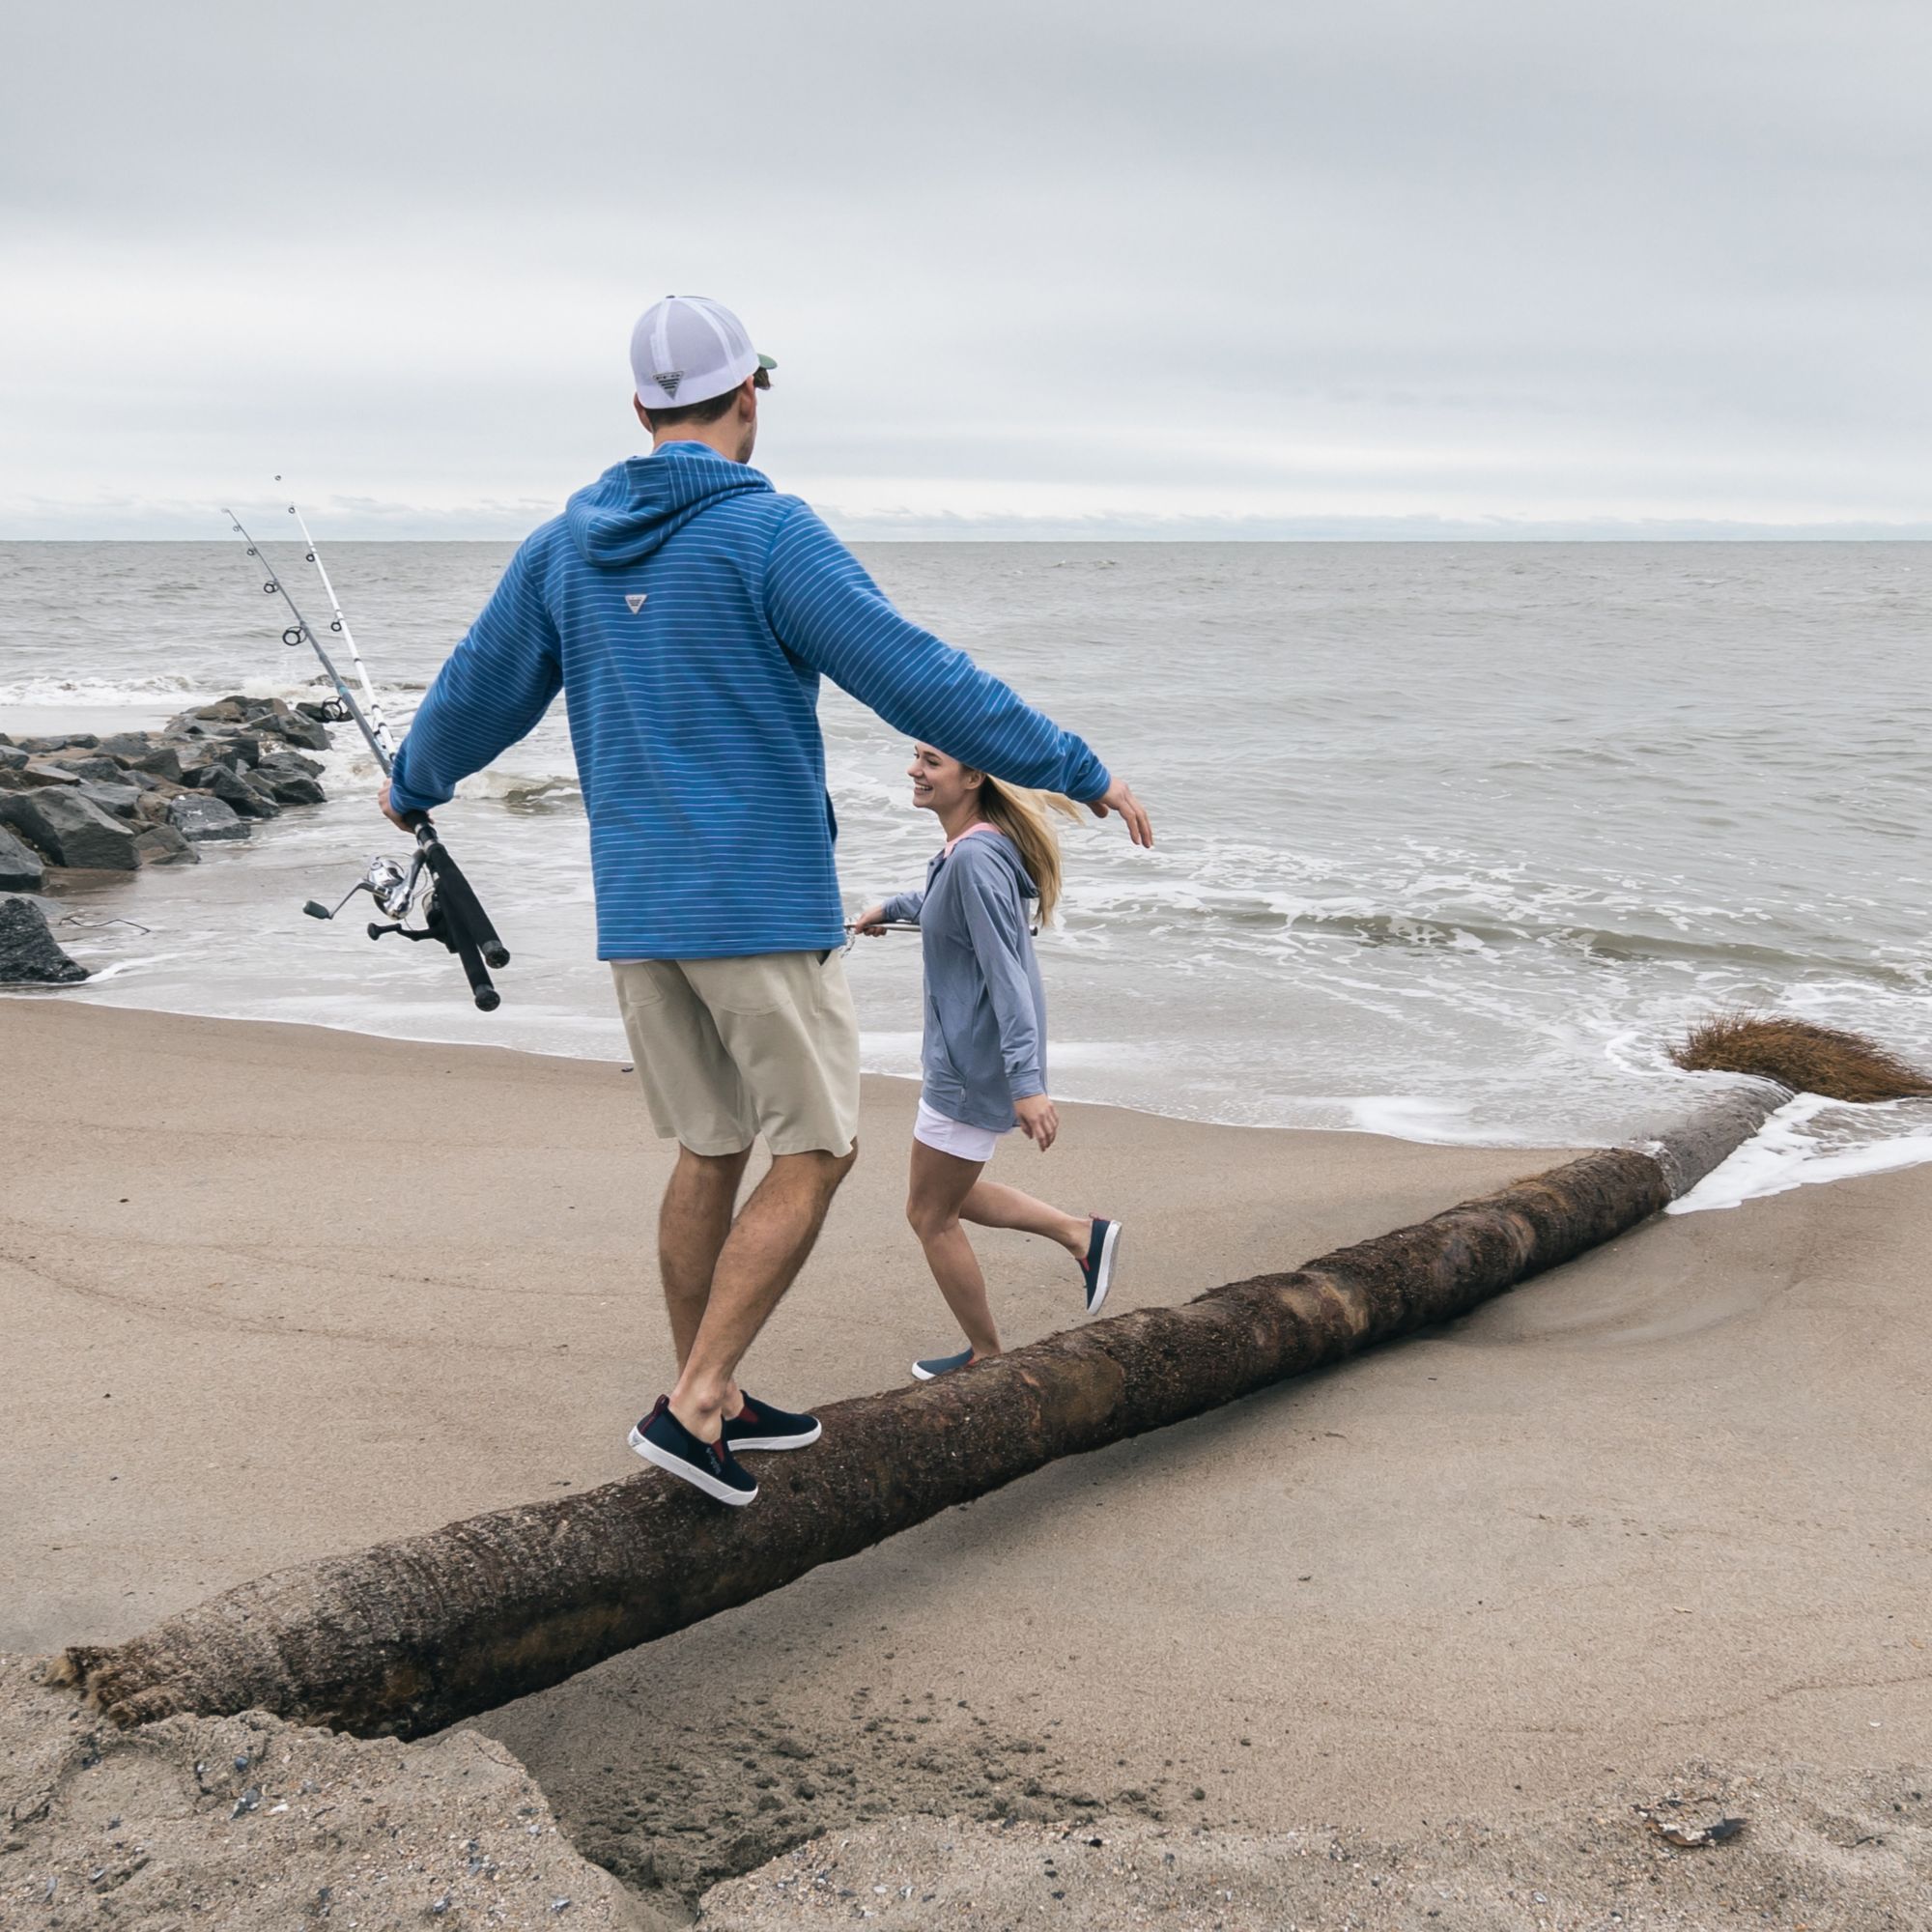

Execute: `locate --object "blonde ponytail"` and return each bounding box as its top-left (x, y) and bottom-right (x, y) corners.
top-left (976, 776), bottom-right (1082, 926)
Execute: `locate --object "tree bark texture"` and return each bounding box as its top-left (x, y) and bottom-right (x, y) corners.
top-left (63, 1146), bottom-right (1672, 1739)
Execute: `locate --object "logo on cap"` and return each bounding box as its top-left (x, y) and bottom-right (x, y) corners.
top-left (654, 369), bottom-right (682, 398)
top-left (625, 593), bottom-right (647, 613)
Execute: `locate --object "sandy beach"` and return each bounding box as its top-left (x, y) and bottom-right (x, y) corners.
top-left (5, 998), bottom-right (1930, 1926)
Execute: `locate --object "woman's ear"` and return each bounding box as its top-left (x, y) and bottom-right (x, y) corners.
top-left (962, 767), bottom-right (986, 795)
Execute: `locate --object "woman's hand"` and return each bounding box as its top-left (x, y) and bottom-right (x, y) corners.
top-left (850, 903), bottom-right (890, 937)
top-left (1014, 1094), bottom-right (1060, 1151)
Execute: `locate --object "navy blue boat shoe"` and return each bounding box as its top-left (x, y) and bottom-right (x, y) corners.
top-left (722, 1392), bottom-right (822, 1453)
top-left (629, 1396), bottom-right (757, 1506)
top-left (912, 1348), bottom-right (977, 1381)
top-left (1079, 1217), bottom-right (1122, 1314)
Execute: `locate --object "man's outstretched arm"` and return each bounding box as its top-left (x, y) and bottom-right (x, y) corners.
top-left (383, 541), bottom-right (564, 825)
top-left (764, 505), bottom-right (1152, 846)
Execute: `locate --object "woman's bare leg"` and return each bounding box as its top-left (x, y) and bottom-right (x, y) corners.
top-left (906, 1140), bottom-right (1002, 1358)
top-left (959, 1178), bottom-right (1090, 1258)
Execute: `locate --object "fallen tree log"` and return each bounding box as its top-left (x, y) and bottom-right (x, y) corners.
top-left (60, 1018), bottom-right (1905, 1739)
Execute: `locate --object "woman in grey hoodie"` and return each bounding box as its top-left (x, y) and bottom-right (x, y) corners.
top-left (854, 744), bottom-right (1122, 1378)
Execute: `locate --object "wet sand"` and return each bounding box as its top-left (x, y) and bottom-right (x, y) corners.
top-left (4, 999), bottom-right (1929, 1926)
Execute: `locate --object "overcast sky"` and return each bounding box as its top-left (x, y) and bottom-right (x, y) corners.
top-left (4, 0), bottom-right (1928, 538)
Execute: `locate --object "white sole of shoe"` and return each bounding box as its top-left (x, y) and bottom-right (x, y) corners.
top-left (628, 1423), bottom-right (757, 1506)
top-left (1086, 1219), bottom-right (1122, 1314)
top-left (912, 1353), bottom-right (977, 1381)
top-left (725, 1420), bottom-right (823, 1451)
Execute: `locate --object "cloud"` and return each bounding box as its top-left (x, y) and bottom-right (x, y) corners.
top-left (3, 0), bottom-right (1928, 536)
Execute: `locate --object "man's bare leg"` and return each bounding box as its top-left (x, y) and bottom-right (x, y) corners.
top-left (668, 1144), bottom-right (856, 1441)
top-left (658, 1144), bottom-right (753, 1407)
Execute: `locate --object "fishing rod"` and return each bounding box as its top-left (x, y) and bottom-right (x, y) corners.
top-left (222, 499), bottom-right (510, 1011)
top-left (281, 481), bottom-right (396, 756)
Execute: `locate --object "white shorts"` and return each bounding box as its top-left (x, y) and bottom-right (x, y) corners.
top-left (913, 1099), bottom-right (1005, 1163)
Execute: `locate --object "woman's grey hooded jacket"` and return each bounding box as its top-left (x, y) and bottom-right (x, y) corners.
top-left (882, 828), bottom-right (1046, 1134)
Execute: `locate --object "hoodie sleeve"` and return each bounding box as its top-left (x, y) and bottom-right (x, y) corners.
top-left (953, 844), bottom-right (1045, 1102)
top-left (763, 504), bottom-right (1111, 804)
top-left (388, 537), bottom-right (564, 815)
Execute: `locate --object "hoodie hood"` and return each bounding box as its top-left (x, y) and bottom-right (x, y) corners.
top-left (563, 442), bottom-right (774, 569)
top-left (939, 824), bottom-right (1037, 901)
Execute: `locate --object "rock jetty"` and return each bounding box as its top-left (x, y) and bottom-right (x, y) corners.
top-left (0, 695), bottom-right (338, 983)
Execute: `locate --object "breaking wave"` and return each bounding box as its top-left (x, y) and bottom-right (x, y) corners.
top-left (0, 673), bottom-right (205, 707)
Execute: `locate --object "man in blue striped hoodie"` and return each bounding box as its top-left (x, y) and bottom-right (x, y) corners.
top-left (384, 296), bottom-right (1151, 1505)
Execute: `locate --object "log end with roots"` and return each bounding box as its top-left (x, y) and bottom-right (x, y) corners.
top-left (1671, 1011), bottom-right (1932, 1103)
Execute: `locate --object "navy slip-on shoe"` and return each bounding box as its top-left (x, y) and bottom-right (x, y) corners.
top-left (912, 1348), bottom-right (977, 1381)
top-left (721, 1392), bottom-right (822, 1453)
top-left (629, 1396), bottom-right (757, 1506)
top-left (1079, 1217), bottom-right (1122, 1314)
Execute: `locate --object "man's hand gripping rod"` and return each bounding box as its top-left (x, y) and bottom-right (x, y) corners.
top-left (223, 506), bottom-right (510, 1011)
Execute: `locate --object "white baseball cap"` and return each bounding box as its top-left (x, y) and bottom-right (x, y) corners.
top-left (630, 295), bottom-right (776, 411)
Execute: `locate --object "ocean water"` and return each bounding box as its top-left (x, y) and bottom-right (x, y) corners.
top-left (4, 537), bottom-right (1930, 1207)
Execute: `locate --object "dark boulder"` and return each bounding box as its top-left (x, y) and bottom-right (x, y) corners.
top-left (180, 744), bottom-right (256, 784)
top-left (134, 822), bottom-right (199, 866)
top-left (255, 767), bottom-right (327, 806)
top-left (56, 754), bottom-right (134, 784)
top-left (0, 827), bottom-right (44, 893)
top-left (0, 896), bottom-right (89, 983)
top-left (261, 710), bottom-right (331, 752)
top-left (0, 788), bottom-right (141, 870)
top-left (0, 762), bottom-right (82, 791)
top-left (99, 732), bottom-right (157, 759)
top-left (0, 746), bottom-right (26, 771)
top-left (240, 768), bottom-right (286, 812)
top-left (196, 764), bottom-right (280, 819)
top-left (185, 696), bottom-right (259, 724)
top-left (14, 732), bottom-right (100, 753)
top-left (75, 781), bottom-right (144, 821)
top-left (184, 732), bottom-right (261, 769)
top-left (166, 793), bottom-right (250, 842)
top-left (256, 749), bottom-right (325, 781)
top-left (130, 746), bottom-right (184, 783)
top-left (133, 787), bottom-right (185, 826)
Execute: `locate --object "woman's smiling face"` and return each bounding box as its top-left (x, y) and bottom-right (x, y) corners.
top-left (907, 743), bottom-right (980, 817)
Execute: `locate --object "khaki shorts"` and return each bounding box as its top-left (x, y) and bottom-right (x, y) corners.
top-left (611, 951), bottom-right (861, 1158)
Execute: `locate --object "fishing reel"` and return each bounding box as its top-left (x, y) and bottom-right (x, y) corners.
top-left (303, 818), bottom-right (510, 1011)
top-left (304, 853), bottom-right (414, 926)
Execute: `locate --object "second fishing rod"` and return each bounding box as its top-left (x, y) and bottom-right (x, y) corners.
top-left (224, 499), bottom-right (511, 1010)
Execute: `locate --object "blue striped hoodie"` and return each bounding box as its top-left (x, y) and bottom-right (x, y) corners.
top-left (386, 442), bottom-right (1110, 960)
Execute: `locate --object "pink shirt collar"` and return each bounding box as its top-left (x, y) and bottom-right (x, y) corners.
top-left (942, 821), bottom-right (1003, 858)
